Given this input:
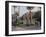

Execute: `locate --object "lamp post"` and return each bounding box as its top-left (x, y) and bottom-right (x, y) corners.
top-left (13, 6), bottom-right (17, 26)
top-left (13, 6), bottom-right (19, 26)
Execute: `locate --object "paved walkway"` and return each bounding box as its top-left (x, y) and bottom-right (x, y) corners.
top-left (12, 25), bottom-right (41, 31)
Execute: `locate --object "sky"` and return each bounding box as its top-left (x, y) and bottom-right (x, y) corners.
top-left (11, 6), bottom-right (41, 17)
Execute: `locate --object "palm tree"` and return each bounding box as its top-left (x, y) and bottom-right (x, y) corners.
top-left (26, 6), bottom-right (34, 25)
top-left (27, 6), bottom-right (34, 10)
